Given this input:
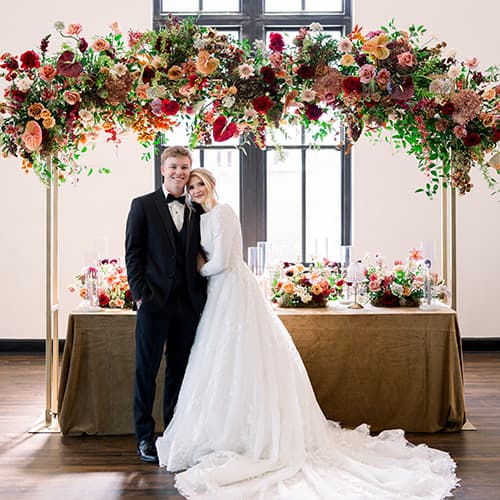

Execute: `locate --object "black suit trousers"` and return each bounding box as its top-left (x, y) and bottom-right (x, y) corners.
top-left (133, 288), bottom-right (199, 441)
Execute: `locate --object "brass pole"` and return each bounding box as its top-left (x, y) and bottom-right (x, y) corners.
top-left (451, 188), bottom-right (457, 311)
top-left (51, 164), bottom-right (59, 413)
top-left (441, 185), bottom-right (448, 287)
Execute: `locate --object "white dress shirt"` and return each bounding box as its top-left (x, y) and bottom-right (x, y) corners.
top-left (162, 185), bottom-right (185, 232)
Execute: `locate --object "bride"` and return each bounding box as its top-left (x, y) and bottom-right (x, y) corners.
top-left (156, 168), bottom-right (458, 499)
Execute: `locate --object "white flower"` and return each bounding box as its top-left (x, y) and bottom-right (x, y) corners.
top-left (301, 293), bottom-right (312, 304)
top-left (111, 63), bottom-right (128, 77)
top-left (389, 283), bottom-right (404, 298)
top-left (16, 77), bottom-right (33, 92)
top-left (446, 48), bottom-right (457, 59)
top-left (301, 89), bottom-right (316, 102)
top-left (254, 39), bottom-right (266, 51)
top-left (0, 114), bottom-right (4, 126)
top-left (193, 37), bottom-right (206, 50)
top-left (238, 63), bottom-right (255, 79)
top-left (338, 38), bottom-right (353, 54)
top-left (146, 87), bottom-right (157, 100)
top-left (222, 95), bottom-right (235, 108)
top-left (78, 109), bottom-right (94, 126)
top-left (243, 108), bottom-right (258, 120)
top-left (309, 22), bottom-right (323, 32)
top-left (447, 65), bottom-right (461, 79)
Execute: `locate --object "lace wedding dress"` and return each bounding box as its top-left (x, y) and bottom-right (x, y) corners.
top-left (156, 204), bottom-right (458, 499)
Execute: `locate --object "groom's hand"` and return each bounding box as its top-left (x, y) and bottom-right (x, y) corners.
top-left (197, 253), bottom-right (206, 273)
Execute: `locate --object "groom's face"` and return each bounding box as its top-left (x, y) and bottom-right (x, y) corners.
top-left (161, 155), bottom-right (192, 196)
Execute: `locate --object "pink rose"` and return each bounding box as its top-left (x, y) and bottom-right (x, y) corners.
top-left (375, 69), bottom-right (390, 87)
top-left (63, 90), bottom-right (81, 105)
top-left (21, 120), bottom-right (43, 151)
top-left (359, 64), bottom-right (376, 84)
top-left (397, 51), bottom-right (416, 68)
top-left (109, 22), bottom-right (121, 35)
top-left (92, 38), bottom-right (110, 52)
top-left (465, 57), bottom-right (479, 69)
top-left (66, 24), bottom-right (82, 35)
top-left (368, 280), bottom-right (381, 292)
top-left (39, 65), bottom-right (57, 82)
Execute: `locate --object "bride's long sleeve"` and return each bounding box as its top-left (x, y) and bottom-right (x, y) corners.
top-left (199, 205), bottom-right (240, 277)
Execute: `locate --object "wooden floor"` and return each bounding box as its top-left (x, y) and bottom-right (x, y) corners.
top-left (1, 353), bottom-right (499, 499)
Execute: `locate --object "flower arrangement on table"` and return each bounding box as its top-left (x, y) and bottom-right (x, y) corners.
top-left (68, 258), bottom-right (133, 309)
top-left (362, 249), bottom-right (448, 307)
top-left (271, 260), bottom-right (344, 308)
top-left (0, 17), bottom-right (498, 196)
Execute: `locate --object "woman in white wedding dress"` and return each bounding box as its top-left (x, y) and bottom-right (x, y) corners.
top-left (156, 168), bottom-right (458, 500)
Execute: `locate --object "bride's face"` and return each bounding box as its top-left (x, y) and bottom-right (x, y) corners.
top-left (188, 175), bottom-right (208, 204)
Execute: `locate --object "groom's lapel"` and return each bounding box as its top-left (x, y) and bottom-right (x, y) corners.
top-left (153, 189), bottom-right (175, 249)
top-left (185, 205), bottom-right (195, 254)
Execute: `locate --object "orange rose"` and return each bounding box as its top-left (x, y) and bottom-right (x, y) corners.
top-left (311, 284), bottom-right (322, 295)
top-left (167, 65), bottom-right (183, 81)
top-left (28, 103), bottom-right (45, 120)
top-left (283, 282), bottom-right (295, 294)
top-left (63, 91), bottom-right (81, 105)
top-left (92, 38), bottom-right (110, 52)
top-left (42, 116), bottom-right (56, 129)
top-left (40, 109), bottom-right (52, 119)
top-left (39, 65), bottom-right (57, 82)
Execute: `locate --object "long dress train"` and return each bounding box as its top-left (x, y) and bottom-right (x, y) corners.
top-left (156, 203), bottom-right (458, 499)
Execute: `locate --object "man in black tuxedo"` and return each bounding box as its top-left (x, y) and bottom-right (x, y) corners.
top-left (125, 146), bottom-right (207, 463)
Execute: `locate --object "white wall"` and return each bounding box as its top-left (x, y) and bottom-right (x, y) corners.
top-left (1, 1), bottom-right (498, 339)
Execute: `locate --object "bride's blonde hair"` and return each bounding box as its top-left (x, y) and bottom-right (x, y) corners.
top-left (189, 168), bottom-right (218, 209)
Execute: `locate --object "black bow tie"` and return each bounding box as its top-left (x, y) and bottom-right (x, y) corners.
top-left (166, 194), bottom-right (186, 204)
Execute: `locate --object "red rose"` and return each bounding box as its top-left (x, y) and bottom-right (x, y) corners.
top-left (342, 76), bottom-right (362, 95)
top-left (260, 65), bottom-right (276, 84)
top-left (440, 102), bottom-right (455, 116)
top-left (56, 50), bottom-right (83, 77)
top-left (252, 95), bottom-right (273, 114)
top-left (493, 127), bottom-right (500, 142)
top-left (462, 132), bottom-right (481, 147)
top-left (20, 50), bottom-right (40, 70)
top-left (297, 64), bottom-right (315, 79)
top-left (142, 65), bottom-right (156, 83)
top-left (161, 99), bottom-right (180, 116)
top-left (305, 103), bottom-right (323, 121)
top-left (99, 292), bottom-right (110, 308)
top-left (125, 289), bottom-right (132, 301)
top-left (269, 32), bottom-right (285, 52)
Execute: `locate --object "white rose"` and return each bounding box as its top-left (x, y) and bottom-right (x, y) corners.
top-left (16, 77), bottom-right (33, 92)
top-left (309, 22), bottom-right (323, 32)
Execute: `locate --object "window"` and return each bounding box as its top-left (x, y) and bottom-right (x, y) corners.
top-left (154, 0), bottom-right (352, 263)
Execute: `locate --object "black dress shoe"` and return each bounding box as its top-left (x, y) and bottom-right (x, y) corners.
top-left (137, 439), bottom-right (159, 463)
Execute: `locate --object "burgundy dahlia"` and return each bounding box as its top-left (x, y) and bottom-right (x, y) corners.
top-left (305, 103), bottom-right (323, 121)
top-left (297, 64), bottom-right (315, 79)
top-left (342, 76), bottom-right (362, 95)
top-left (20, 50), bottom-right (40, 70)
top-left (440, 102), bottom-right (455, 116)
top-left (269, 32), bottom-right (285, 53)
top-left (161, 99), bottom-right (180, 116)
top-left (462, 132), bottom-right (481, 147)
top-left (260, 65), bottom-right (276, 84)
top-left (252, 95), bottom-right (273, 114)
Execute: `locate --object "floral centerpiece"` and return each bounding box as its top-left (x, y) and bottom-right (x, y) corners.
top-left (362, 249), bottom-right (447, 307)
top-left (68, 258), bottom-right (133, 309)
top-left (0, 17), bottom-right (498, 195)
top-left (271, 260), bottom-right (344, 308)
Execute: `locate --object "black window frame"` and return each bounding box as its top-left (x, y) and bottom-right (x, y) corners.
top-left (153, 0), bottom-right (352, 258)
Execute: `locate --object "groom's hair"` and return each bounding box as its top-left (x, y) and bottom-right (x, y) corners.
top-left (161, 145), bottom-right (192, 166)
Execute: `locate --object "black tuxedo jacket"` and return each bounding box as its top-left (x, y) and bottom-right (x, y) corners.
top-left (125, 189), bottom-right (207, 314)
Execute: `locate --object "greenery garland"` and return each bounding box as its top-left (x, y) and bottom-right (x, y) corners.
top-left (0, 16), bottom-right (498, 196)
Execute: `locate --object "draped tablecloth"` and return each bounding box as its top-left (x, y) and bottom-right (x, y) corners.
top-left (58, 306), bottom-right (466, 435)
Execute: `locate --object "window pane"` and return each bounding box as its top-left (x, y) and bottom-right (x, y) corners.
top-left (203, 0), bottom-right (240, 12)
top-left (266, 150), bottom-right (302, 262)
top-left (305, 149), bottom-right (341, 261)
top-left (162, 0), bottom-right (199, 12)
top-left (305, 0), bottom-right (343, 11)
top-left (265, 0), bottom-right (301, 12)
top-left (201, 149), bottom-right (240, 218)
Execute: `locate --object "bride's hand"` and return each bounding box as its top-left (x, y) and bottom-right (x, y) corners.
top-left (197, 253), bottom-right (207, 273)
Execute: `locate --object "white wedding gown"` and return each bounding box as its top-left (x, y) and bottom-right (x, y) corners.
top-left (156, 204), bottom-right (458, 499)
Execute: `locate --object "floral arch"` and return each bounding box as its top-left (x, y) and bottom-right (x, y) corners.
top-left (0, 16), bottom-right (499, 197)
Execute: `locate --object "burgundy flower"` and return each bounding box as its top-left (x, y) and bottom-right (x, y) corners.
top-left (260, 65), bottom-right (276, 84)
top-left (388, 76), bottom-right (414, 102)
top-left (40, 35), bottom-right (51, 54)
top-left (379, 292), bottom-right (400, 307)
top-left (305, 103), bottom-right (323, 121)
top-left (142, 65), bottom-right (156, 83)
top-left (10, 89), bottom-right (26, 102)
top-left (269, 32), bottom-right (285, 52)
top-left (252, 95), bottom-right (273, 114)
top-left (20, 50), bottom-right (40, 70)
top-left (125, 289), bottom-right (132, 301)
top-left (2, 56), bottom-right (19, 71)
top-left (493, 128), bottom-right (500, 142)
top-left (342, 76), bottom-right (362, 94)
top-left (440, 102), bottom-right (455, 116)
top-left (56, 50), bottom-right (83, 77)
top-left (354, 53), bottom-right (368, 67)
top-left (297, 64), bottom-right (315, 79)
top-left (79, 38), bottom-right (89, 53)
top-left (161, 99), bottom-right (180, 116)
top-left (462, 132), bottom-right (481, 147)
top-left (99, 292), bottom-right (110, 308)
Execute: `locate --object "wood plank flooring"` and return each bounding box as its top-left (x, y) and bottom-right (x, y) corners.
top-left (0, 352), bottom-right (499, 499)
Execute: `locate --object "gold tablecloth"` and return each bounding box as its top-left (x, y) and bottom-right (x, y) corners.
top-left (58, 306), bottom-right (466, 435)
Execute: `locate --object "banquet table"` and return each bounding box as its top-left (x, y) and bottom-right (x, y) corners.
top-left (58, 305), bottom-right (466, 436)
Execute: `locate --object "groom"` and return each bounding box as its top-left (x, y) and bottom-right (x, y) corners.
top-left (125, 146), bottom-right (207, 463)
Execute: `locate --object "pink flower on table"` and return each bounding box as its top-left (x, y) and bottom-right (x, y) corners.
top-left (359, 64), bottom-right (376, 84)
top-left (21, 120), bottom-right (42, 151)
top-left (465, 57), bottom-right (479, 69)
top-left (393, 264), bottom-right (405, 273)
top-left (39, 64), bottom-right (57, 82)
top-left (409, 248), bottom-right (423, 261)
top-left (66, 24), bottom-right (82, 35)
top-left (368, 280), bottom-right (381, 292)
top-left (397, 51), bottom-right (416, 68)
top-left (63, 90), bottom-right (81, 105)
top-left (393, 259), bottom-right (403, 266)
